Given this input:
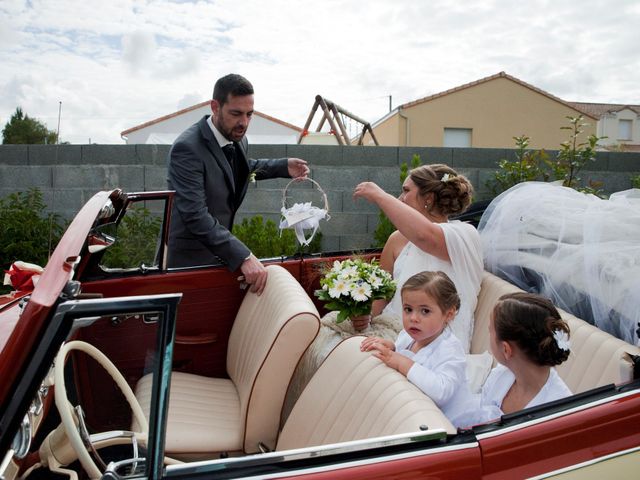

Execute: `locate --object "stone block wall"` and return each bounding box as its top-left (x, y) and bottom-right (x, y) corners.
top-left (1, 144), bottom-right (639, 252)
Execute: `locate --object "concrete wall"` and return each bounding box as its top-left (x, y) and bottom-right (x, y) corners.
top-left (1, 144), bottom-right (639, 252)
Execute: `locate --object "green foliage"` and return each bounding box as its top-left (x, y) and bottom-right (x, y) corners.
top-left (372, 154), bottom-right (423, 247)
top-left (2, 107), bottom-right (58, 144)
top-left (233, 215), bottom-right (322, 258)
top-left (0, 189), bottom-right (64, 293)
top-left (548, 115), bottom-right (605, 191)
top-left (486, 135), bottom-right (549, 195)
top-left (488, 116), bottom-right (606, 197)
top-left (100, 205), bottom-right (163, 269)
top-left (631, 174), bottom-right (640, 189)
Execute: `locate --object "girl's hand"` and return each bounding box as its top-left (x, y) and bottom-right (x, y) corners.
top-left (369, 344), bottom-right (414, 376)
top-left (361, 337), bottom-right (394, 352)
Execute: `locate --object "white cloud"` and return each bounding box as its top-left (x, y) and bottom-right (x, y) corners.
top-left (1, 0), bottom-right (639, 143)
top-left (122, 31), bottom-right (157, 71)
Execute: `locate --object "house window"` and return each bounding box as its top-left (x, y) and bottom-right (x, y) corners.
top-left (618, 119), bottom-right (632, 140)
top-left (444, 128), bottom-right (472, 147)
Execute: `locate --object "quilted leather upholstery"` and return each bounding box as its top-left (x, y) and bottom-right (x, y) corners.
top-left (276, 336), bottom-right (455, 451)
top-left (134, 264), bottom-right (319, 456)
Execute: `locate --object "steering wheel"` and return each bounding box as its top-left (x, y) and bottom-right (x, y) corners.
top-left (54, 340), bottom-right (149, 479)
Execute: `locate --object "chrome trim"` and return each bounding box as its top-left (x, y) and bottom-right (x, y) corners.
top-left (476, 388), bottom-right (640, 440)
top-left (528, 445), bottom-right (640, 479)
top-left (0, 449), bottom-right (15, 480)
top-left (166, 429), bottom-right (478, 478)
top-left (10, 414), bottom-right (31, 459)
top-left (89, 430), bottom-right (135, 444)
top-left (104, 457), bottom-right (146, 478)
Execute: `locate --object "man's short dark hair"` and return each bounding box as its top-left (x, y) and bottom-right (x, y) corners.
top-left (212, 74), bottom-right (254, 105)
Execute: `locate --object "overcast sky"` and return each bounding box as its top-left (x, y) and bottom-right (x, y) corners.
top-left (1, 0), bottom-right (639, 144)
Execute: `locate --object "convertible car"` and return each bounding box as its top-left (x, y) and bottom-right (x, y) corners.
top-left (1, 188), bottom-right (639, 480)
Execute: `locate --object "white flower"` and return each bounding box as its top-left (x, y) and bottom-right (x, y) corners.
top-left (248, 172), bottom-right (257, 183)
top-left (350, 282), bottom-right (372, 302)
top-left (553, 329), bottom-right (571, 351)
top-left (331, 260), bottom-right (343, 273)
top-left (328, 279), bottom-right (349, 298)
top-left (341, 264), bottom-right (358, 278)
top-left (368, 274), bottom-right (383, 288)
top-left (441, 173), bottom-right (454, 183)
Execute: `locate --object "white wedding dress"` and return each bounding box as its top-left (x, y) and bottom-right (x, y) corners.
top-left (479, 182), bottom-right (640, 346)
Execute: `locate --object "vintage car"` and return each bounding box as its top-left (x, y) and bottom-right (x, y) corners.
top-left (1, 188), bottom-right (639, 480)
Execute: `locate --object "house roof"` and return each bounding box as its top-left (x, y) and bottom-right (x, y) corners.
top-left (120, 101), bottom-right (302, 136)
top-left (566, 102), bottom-right (640, 119)
top-left (396, 71), bottom-right (598, 120)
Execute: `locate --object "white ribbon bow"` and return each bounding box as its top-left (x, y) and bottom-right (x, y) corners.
top-left (279, 202), bottom-right (328, 246)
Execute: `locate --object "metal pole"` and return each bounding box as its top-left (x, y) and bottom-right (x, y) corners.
top-left (56, 101), bottom-right (62, 144)
top-left (388, 95), bottom-right (392, 112)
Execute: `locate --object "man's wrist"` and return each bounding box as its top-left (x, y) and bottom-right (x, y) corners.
top-left (244, 253), bottom-right (252, 262)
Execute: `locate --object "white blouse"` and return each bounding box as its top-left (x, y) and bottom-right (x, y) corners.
top-left (395, 328), bottom-right (470, 422)
top-left (451, 364), bottom-right (573, 428)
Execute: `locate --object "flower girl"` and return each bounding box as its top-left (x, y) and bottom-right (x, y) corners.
top-left (453, 292), bottom-right (572, 428)
top-left (361, 271), bottom-right (469, 421)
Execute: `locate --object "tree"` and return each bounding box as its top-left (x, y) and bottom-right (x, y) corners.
top-left (2, 107), bottom-right (58, 144)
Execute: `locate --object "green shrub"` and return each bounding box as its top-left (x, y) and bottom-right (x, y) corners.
top-left (233, 215), bottom-right (322, 258)
top-left (486, 135), bottom-right (549, 195)
top-left (488, 116), bottom-right (606, 198)
top-left (549, 115), bottom-right (604, 193)
top-left (100, 205), bottom-right (163, 269)
top-left (630, 174), bottom-right (640, 189)
top-left (0, 188), bottom-right (64, 293)
top-left (372, 154), bottom-right (423, 247)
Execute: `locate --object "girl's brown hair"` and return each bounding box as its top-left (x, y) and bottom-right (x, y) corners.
top-left (401, 271), bottom-right (460, 315)
top-left (493, 292), bottom-right (570, 366)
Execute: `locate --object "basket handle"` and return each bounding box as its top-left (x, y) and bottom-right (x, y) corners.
top-left (281, 177), bottom-right (330, 213)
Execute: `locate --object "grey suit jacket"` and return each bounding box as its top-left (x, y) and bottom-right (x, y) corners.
top-left (167, 115), bottom-right (290, 269)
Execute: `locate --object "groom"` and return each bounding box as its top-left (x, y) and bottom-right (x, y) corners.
top-left (167, 73), bottom-right (309, 294)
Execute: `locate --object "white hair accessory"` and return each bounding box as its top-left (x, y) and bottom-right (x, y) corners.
top-left (553, 329), bottom-right (570, 351)
top-left (441, 173), bottom-right (455, 183)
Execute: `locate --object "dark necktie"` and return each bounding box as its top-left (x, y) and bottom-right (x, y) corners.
top-left (222, 143), bottom-right (236, 175)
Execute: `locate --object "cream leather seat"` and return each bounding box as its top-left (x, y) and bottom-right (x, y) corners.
top-left (135, 265), bottom-right (320, 457)
top-left (276, 336), bottom-right (455, 451)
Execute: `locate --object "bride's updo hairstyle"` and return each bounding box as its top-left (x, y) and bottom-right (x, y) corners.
top-left (409, 164), bottom-right (473, 217)
top-left (493, 292), bottom-right (570, 366)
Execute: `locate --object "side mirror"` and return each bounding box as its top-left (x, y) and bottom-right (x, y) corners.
top-left (88, 231), bottom-right (115, 253)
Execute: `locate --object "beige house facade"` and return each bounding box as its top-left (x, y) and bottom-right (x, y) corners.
top-left (568, 102), bottom-right (640, 152)
top-left (366, 72), bottom-right (597, 150)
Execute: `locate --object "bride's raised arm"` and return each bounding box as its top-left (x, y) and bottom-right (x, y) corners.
top-left (353, 181), bottom-right (449, 261)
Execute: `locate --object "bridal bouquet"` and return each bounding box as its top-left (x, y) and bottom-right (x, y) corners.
top-left (315, 258), bottom-right (396, 323)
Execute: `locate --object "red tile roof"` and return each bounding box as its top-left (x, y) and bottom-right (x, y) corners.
top-left (120, 101), bottom-right (302, 136)
top-left (566, 102), bottom-right (640, 119)
top-left (399, 71), bottom-right (598, 120)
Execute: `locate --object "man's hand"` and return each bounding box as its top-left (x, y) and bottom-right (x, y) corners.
top-left (239, 254), bottom-right (268, 295)
top-left (287, 158), bottom-right (309, 179)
